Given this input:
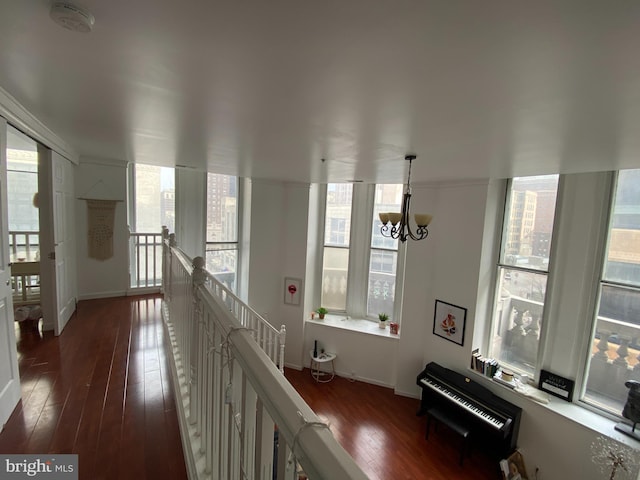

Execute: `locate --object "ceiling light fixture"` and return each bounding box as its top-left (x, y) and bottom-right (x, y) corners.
top-left (379, 155), bottom-right (432, 243)
top-left (50, 2), bottom-right (95, 33)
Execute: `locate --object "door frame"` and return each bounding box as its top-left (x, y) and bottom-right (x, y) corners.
top-left (0, 117), bottom-right (21, 429)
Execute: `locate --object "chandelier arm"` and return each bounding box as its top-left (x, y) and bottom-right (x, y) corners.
top-left (415, 225), bottom-right (430, 239)
top-left (381, 223), bottom-right (402, 240)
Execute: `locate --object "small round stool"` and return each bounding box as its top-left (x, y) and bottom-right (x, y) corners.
top-left (309, 351), bottom-right (336, 383)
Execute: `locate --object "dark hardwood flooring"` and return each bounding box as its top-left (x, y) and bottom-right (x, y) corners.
top-left (0, 293), bottom-right (500, 480)
top-left (286, 368), bottom-right (501, 480)
top-left (0, 295), bottom-right (187, 480)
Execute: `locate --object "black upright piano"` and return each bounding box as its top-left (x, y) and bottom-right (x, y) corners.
top-left (416, 361), bottom-right (522, 458)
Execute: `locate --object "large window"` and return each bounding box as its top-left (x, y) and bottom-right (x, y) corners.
top-left (205, 173), bottom-right (238, 292)
top-left (6, 126), bottom-right (39, 259)
top-left (134, 163), bottom-right (175, 233)
top-left (488, 175), bottom-right (559, 377)
top-left (368, 184), bottom-right (402, 317)
top-left (321, 184), bottom-right (353, 311)
top-left (131, 163), bottom-right (175, 288)
top-left (321, 183), bottom-right (402, 320)
top-left (584, 169), bottom-right (640, 415)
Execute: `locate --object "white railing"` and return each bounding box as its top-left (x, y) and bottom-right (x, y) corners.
top-left (130, 231), bottom-right (163, 288)
top-left (9, 230), bottom-right (39, 258)
top-left (162, 229), bottom-right (367, 480)
top-left (201, 266), bottom-right (286, 371)
top-left (587, 317), bottom-right (640, 407)
top-left (494, 295), bottom-right (544, 370)
top-left (8, 231), bottom-right (40, 306)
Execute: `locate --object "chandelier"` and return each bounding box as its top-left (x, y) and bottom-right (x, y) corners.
top-left (379, 155), bottom-right (432, 243)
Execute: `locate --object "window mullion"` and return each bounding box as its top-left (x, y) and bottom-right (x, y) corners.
top-left (532, 175), bottom-right (565, 376)
top-left (346, 183), bottom-right (374, 317)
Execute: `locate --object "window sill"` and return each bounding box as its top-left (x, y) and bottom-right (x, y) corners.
top-left (467, 369), bottom-right (640, 450)
top-left (306, 315), bottom-right (400, 339)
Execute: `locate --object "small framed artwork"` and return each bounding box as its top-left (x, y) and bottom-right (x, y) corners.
top-left (284, 277), bottom-right (302, 305)
top-left (433, 299), bottom-right (467, 346)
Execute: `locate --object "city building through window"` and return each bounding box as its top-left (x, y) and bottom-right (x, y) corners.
top-left (205, 173), bottom-right (238, 293)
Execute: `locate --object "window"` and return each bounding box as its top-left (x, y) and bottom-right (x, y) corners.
top-left (321, 184), bottom-right (353, 311)
top-left (134, 164), bottom-right (175, 233)
top-left (488, 175), bottom-right (559, 377)
top-left (368, 184), bottom-right (403, 316)
top-left (205, 173), bottom-right (238, 292)
top-left (6, 126), bottom-right (39, 258)
top-left (131, 163), bottom-right (175, 288)
top-left (320, 183), bottom-right (402, 320)
top-left (583, 169), bottom-right (640, 415)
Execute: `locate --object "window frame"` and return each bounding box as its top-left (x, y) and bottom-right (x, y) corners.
top-left (487, 175), bottom-right (561, 378)
top-left (475, 171), bottom-right (640, 427)
top-left (205, 172), bottom-right (240, 293)
top-left (319, 183), bottom-right (404, 322)
top-left (580, 170), bottom-right (640, 415)
top-left (128, 163), bottom-right (176, 234)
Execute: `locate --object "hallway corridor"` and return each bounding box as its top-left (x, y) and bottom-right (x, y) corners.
top-left (0, 295), bottom-right (187, 480)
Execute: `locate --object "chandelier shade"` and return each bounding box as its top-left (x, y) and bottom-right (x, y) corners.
top-left (379, 155), bottom-right (432, 243)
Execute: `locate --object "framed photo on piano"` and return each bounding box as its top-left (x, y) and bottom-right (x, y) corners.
top-left (433, 299), bottom-right (467, 346)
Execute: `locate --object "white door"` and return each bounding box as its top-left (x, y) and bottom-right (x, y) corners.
top-left (0, 118), bottom-right (21, 429)
top-left (39, 148), bottom-right (76, 335)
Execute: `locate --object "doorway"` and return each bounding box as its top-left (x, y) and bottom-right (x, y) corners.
top-left (6, 125), bottom-right (42, 332)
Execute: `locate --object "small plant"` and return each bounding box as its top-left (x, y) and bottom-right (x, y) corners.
top-left (316, 307), bottom-right (328, 319)
top-left (378, 313), bottom-right (389, 322)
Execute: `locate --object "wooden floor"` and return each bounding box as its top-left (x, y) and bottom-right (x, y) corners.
top-left (0, 293), bottom-right (500, 480)
top-left (285, 368), bottom-right (501, 480)
top-left (0, 295), bottom-right (187, 480)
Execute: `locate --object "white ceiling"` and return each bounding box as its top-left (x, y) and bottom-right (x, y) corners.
top-left (1, 1), bottom-right (640, 184)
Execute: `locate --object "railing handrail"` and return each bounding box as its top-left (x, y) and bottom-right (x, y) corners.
top-left (163, 233), bottom-right (368, 479)
top-left (130, 231), bottom-right (164, 241)
top-left (129, 231), bottom-right (163, 289)
top-left (170, 242), bottom-right (286, 372)
top-left (199, 287), bottom-right (367, 480)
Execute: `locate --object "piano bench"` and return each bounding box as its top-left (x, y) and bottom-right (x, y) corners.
top-left (425, 407), bottom-right (471, 466)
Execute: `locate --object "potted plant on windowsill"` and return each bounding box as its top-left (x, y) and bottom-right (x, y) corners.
top-left (378, 313), bottom-right (389, 329)
top-left (316, 307), bottom-right (328, 320)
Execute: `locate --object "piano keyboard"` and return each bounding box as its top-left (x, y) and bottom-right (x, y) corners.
top-left (420, 377), bottom-right (505, 429)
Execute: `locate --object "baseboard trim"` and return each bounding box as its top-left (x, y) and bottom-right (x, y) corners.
top-left (284, 362), bottom-right (303, 371)
top-left (77, 290), bottom-right (127, 301)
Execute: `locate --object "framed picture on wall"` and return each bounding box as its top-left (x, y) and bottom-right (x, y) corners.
top-left (433, 299), bottom-right (467, 346)
top-left (284, 277), bottom-right (302, 305)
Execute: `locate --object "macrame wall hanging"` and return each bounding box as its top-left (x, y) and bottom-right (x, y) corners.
top-left (78, 179), bottom-right (123, 261)
top-left (86, 199), bottom-right (117, 260)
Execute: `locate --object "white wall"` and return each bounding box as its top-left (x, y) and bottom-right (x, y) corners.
top-left (69, 160), bottom-right (640, 480)
top-left (304, 321), bottom-right (398, 386)
top-left (175, 168), bottom-right (205, 259)
top-left (393, 184), bottom-right (438, 395)
top-left (246, 180), bottom-right (285, 318)
top-left (75, 159), bottom-right (129, 299)
top-left (425, 181), bottom-right (490, 372)
top-left (246, 180), bottom-right (312, 370)
top-left (277, 182), bottom-right (311, 369)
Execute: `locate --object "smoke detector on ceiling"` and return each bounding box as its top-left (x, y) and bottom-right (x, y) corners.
top-left (50, 2), bottom-right (95, 33)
